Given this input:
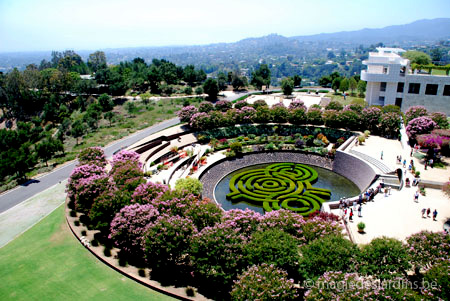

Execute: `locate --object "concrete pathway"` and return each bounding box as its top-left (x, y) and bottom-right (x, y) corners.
top-left (0, 180), bottom-right (67, 248)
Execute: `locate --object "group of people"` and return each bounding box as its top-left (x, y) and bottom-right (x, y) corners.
top-left (421, 208), bottom-right (438, 221)
top-left (339, 196), bottom-right (365, 222)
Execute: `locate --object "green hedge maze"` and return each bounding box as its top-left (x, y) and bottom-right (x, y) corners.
top-left (226, 163), bottom-right (331, 216)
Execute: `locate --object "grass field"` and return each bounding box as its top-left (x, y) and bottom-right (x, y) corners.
top-left (326, 93), bottom-right (367, 106)
top-left (0, 205), bottom-right (173, 300)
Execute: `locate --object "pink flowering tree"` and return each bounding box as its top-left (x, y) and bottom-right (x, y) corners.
top-left (221, 209), bottom-right (263, 236)
top-left (177, 105), bottom-right (198, 123)
top-left (236, 106), bottom-right (256, 124)
top-left (259, 209), bottom-right (306, 243)
top-left (416, 134), bottom-right (449, 149)
top-left (66, 164), bottom-right (107, 210)
top-left (110, 150), bottom-right (144, 191)
top-left (198, 101), bottom-right (214, 113)
top-left (234, 100), bottom-right (249, 110)
top-left (190, 112), bottom-right (210, 130)
top-left (406, 231), bottom-right (450, 270)
top-left (143, 214), bottom-right (197, 268)
top-left (109, 203), bottom-right (159, 259)
top-left (406, 116), bottom-right (436, 138)
top-left (230, 263), bottom-right (298, 300)
top-left (301, 216), bottom-right (343, 244)
top-left (78, 147), bottom-right (107, 167)
top-left (429, 112), bottom-right (449, 129)
top-left (361, 106), bottom-right (382, 132)
top-left (215, 100), bottom-right (232, 112)
top-left (288, 100), bottom-right (306, 110)
top-left (405, 105), bottom-right (428, 123)
top-left (380, 112), bottom-right (401, 137)
top-left (72, 173), bottom-right (111, 213)
top-left (132, 181), bottom-right (169, 204)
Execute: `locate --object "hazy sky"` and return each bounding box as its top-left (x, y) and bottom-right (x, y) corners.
top-left (1, 0), bottom-right (449, 52)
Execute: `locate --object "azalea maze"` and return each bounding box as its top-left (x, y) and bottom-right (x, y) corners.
top-left (226, 163), bottom-right (331, 215)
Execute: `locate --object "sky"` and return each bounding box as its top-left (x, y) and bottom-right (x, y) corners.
top-left (1, 0), bottom-right (449, 53)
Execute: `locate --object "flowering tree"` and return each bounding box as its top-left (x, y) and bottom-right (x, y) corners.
top-left (306, 107), bottom-right (323, 125)
top-left (301, 216), bottom-right (343, 244)
top-left (184, 200), bottom-right (223, 231)
top-left (72, 173), bottom-right (111, 213)
top-left (215, 100), bottom-right (232, 112)
top-left (259, 209), bottom-right (306, 242)
top-left (177, 105), bottom-right (198, 123)
top-left (361, 107), bottom-right (382, 132)
top-left (406, 231), bottom-right (450, 270)
top-left (111, 150), bottom-right (142, 169)
top-left (288, 100), bottom-right (306, 110)
top-left (406, 116), bottom-right (436, 138)
top-left (405, 105), bottom-right (428, 123)
top-left (109, 203), bottom-right (159, 258)
top-left (429, 112), bottom-right (449, 129)
top-left (198, 101), bottom-right (214, 113)
top-left (78, 147), bottom-right (107, 167)
top-left (190, 112), bottom-right (210, 130)
top-left (416, 134), bottom-right (449, 149)
top-left (132, 181), bottom-right (169, 204)
top-left (289, 108), bottom-right (307, 125)
top-left (66, 164), bottom-right (106, 209)
top-left (234, 100), bottom-right (249, 110)
top-left (380, 112), bottom-right (401, 137)
top-left (271, 103), bottom-right (289, 123)
top-left (143, 214), bottom-right (197, 267)
top-left (221, 209), bottom-right (263, 236)
top-left (339, 110), bottom-right (361, 130)
top-left (230, 264), bottom-right (298, 300)
top-left (235, 106), bottom-right (256, 124)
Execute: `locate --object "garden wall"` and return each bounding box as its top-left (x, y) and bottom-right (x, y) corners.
top-left (332, 150), bottom-right (377, 192)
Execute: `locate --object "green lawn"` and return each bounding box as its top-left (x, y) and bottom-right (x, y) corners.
top-left (0, 205), bottom-right (173, 301)
top-left (326, 93), bottom-right (367, 106)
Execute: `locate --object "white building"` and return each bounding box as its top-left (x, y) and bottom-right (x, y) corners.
top-left (361, 47), bottom-right (450, 114)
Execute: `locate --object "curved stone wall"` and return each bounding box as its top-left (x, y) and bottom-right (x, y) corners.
top-left (332, 150), bottom-right (377, 191)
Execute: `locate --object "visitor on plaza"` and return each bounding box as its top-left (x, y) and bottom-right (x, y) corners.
top-left (421, 208), bottom-right (426, 218)
top-left (433, 209), bottom-right (438, 221)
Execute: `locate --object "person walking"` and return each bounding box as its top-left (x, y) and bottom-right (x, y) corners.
top-left (358, 205), bottom-right (362, 217)
top-left (388, 186), bottom-right (392, 195)
top-left (421, 208), bottom-right (426, 218)
top-left (433, 209), bottom-right (438, 221)
top-left (427, 208), bottom-right (431, 218)
top-left (414, 190), bottom-right (419, 202)
top-left (381, 151), bottom-right (383, 160)
top-left (349, 208), bottom-right (353, 221)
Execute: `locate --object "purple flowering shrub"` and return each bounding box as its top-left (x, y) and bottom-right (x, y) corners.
top-left (184, 200), bottom-right (223, 231)
top-left (405, 105), bottom-right (428, 123)
top-left (198, 101), bottom-right (214, 113)
top-left (132, 181), bottom-right (169, 204)
top-left (111, 150), bottom-right (142, 169)
top-left (259, 209), bottom-right (306, 242)
top-left (109, 150), bottom-right (144, 190)
top-left (177, 105), bottom-right (198, 122)
top-left (422, 258), bottom-right (450, 300)
top-left (406, 116), bottom-right (436, 138)
top-left (78, 147), bottom-right (107, 167)
top-left (234, 100), bottom-right (249, 110)
top-left (230, 263), bottom-right (298, 300)
top-left (429, 112), bottom-right (449, 129)
top-left (361, 107), bottom-right (381, 131)
top-left (109, 203), bottom-right (159, 257)
top-left (289, 108), bottom-right (307, 125)
top-left (190, 112), bottom-right (210, 130)
top-left (306, 107), bottom-right (323, 125)
top-left (416, 134), bottom-right (449, 149)
top-left (380, 112), bottom-right (401, 136)
top-left (301, 216), bottom-right (343, 244)
top-left (143, 214), bottom-right (197, 267)
top-left (288, 100), bottom-right (306, 110)
top-left (215, 100), bottom-right (232, 112)
top-left (73, 174), bottom-right (111, 213)
top-left (235, 106), bottom-right (256, 124)
top-left (406, 231), bottom-right (450, 270)
top-left (221, 209), bottom-right (263, 236)
top-left (66, 164), bottom-right (106, 208)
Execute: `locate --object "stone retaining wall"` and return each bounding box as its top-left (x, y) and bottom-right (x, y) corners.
top-left (332, 150), bottom-right (377, 192)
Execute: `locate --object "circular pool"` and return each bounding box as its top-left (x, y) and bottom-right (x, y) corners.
top-left (214, 163), bottom-right (360, 214)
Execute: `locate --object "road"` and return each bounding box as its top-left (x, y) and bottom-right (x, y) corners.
top-left (0, 117), bottom-right (180, 213)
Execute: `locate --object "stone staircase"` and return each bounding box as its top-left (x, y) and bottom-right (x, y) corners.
top-left (349, 150), bottom-right (393, 174)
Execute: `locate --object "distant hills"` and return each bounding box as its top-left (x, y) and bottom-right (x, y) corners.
top-left (1, 18), bottom-right (449, 71)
